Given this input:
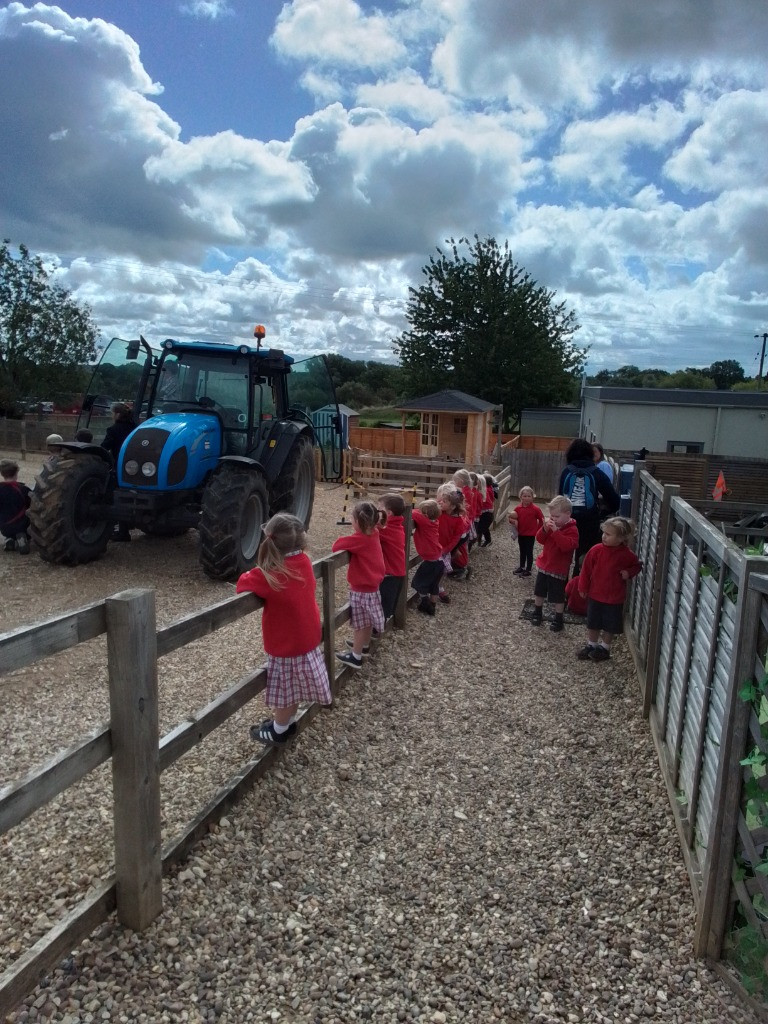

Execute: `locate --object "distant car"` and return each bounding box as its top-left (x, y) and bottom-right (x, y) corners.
top-left (40, 401), bottom-right (54, 414)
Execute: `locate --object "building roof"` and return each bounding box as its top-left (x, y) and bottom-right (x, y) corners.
top-left (397, 389), bottom-right (498, 413)
top-left (583, 386), bottom-right (768, 409)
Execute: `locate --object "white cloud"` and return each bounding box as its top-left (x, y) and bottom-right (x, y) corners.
top-left (356, 70), bottom-right (455, 123)
top-left (272, 0), bottom-right (405, 69)
top-left (180, 1), bottom-right (232, 18)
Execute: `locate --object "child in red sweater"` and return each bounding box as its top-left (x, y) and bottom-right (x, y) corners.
top-left (436, 483), bottom-right (467, 602)
top-left (564, 576), bottom-right (588, 617)
top-left (508, 485), bottom-right (544, 577)
top-left (531, 495), bottom-right (579, 632)
top-left (236, 513), bottom-right (331, 745)
top-left (411, 498), bottom-right (443, 616)
top-left (333, 501), bottom-right (386, 669)
top-left (377, 492), bottom-right (407, 621)
top-left (576, 517), bottom-right (643, 661)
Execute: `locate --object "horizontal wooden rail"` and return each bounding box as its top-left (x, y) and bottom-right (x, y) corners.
top-left (0, 726), bottom-right (112, 835)
top-left (0, 602), bottom-right (107, 679)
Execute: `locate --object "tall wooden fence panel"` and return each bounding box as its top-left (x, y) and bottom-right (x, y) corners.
top-left (500, 449), bottom-right (563, 501)
top-left (625, 469), bottom-right (768, 976)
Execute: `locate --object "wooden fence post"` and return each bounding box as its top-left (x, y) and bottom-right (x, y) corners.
top-left (106, 588), bottom-right (162, 931)
top-left (321, 558), bottom-right (337, 688)
top-left (395, 509), bottom-right (413, 629)
top-left (694, 563), bottom-right (764, 957)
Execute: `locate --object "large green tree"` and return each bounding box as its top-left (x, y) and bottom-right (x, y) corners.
top-left (393, 236), bottom-right (585, 430)
top-left (0, 240), bottom-right (99, 413)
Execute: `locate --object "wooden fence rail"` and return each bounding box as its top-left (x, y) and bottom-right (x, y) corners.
top-left (0, 467), bottom-right (512, 1018)
top-left (624, 467), bottom-right (768, 982)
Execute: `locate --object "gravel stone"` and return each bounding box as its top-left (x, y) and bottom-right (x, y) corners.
top-left (0, 458), bottom-right (763, 1023)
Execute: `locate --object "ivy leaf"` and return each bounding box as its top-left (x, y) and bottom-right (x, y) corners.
top-left (755, 862), bottom-right (768, 876)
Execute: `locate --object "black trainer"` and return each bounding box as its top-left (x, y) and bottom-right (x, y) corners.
top-left (336, 650), bottom-right (363, 669)
top-left (576, 645), bottom-right (595, 660)
top-left (250, 720), bottom-right (297, 745)
top-left (550, 618), bottom-right (564, 633)
top-left (417, 597), bottom-right (436, 616)
top-left (590, 646), bottom-right (610, 661)
top-left (531, 610), bottom-right (543, 627)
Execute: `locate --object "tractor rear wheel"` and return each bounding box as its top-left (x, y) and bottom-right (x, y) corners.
top-left (270, 436), bottom-right (315, 529)
top-left (199, 466), bottom-right (269, 580)
top-left (29, 455), bottom-right (112, 564)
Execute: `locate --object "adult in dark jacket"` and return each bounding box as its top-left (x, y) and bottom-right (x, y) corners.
top-left (558, 438), bottom-right (620, 574)
top-left (101, 403), bottom-right (136, 541)
top-left (101, 403), bottom-right (136, 460)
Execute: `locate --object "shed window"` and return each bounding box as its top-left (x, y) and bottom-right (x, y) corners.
top-left (666, 440), bottom-right (704, 454)
top-left (453, 417), bottom-right (467, 434)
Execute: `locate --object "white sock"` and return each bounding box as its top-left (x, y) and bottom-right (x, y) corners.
top-left (588, 640), bottom-right (598, 647)
top-left (599, 641), bottom-right (610, 650)
top-left (273, 719), bottom-right (291, 734)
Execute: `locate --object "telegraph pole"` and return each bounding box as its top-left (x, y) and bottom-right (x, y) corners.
top-left (755, 332), bottom-right (768, 391)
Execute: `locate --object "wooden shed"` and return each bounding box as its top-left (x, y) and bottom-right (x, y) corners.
top-left (397, 390), bottom-right (499, 463)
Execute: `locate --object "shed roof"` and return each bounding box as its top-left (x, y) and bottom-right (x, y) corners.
top-left (397, 389), bottom-right (498, 413)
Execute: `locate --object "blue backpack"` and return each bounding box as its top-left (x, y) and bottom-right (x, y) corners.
top-left (562, 465), bottom-right (598, 511)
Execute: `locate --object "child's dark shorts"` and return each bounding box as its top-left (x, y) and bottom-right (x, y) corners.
top-left (586, 599), bottom-right (624, 635)
top-left (533, 570), bottom-right (566, 604)
top-left (412, 558), bottom-right (444, 596)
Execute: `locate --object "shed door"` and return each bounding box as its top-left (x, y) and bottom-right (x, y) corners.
top-left (420, 413), bottom-right (439, 457)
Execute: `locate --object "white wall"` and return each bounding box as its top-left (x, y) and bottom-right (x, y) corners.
top-left (582, 396), bottom-right (768, 457)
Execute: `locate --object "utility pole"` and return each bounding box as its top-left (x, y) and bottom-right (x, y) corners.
top-left (755, 332), bottom-right (768, 391)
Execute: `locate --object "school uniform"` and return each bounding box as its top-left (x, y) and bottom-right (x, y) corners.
top-left (534, 518), bottom-right (579, 604)
top-left (332, 530), bottom-right (386, 631)
top-left (377, 514), bottom-right (406, 620)
top-left (579, 542), bottom-right (643, 634)
top-left (236, 553), bottom-right (331, 707)
top-left (411, 509), bottom-right (444, 596)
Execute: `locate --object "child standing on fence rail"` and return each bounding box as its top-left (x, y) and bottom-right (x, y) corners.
top-left (509, 485), bottom-right (544, 577)
top-left (576, 516), bottom-right (643, 662)
top-left (377, 493), bottom-right (407, 622)
top-left (236, 513), bottom-right (331, 745)
top-left (333, 501), bottom-right (386, 669)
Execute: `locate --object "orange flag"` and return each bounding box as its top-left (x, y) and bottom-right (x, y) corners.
top-left (712, 470), bottom-right (727, 502)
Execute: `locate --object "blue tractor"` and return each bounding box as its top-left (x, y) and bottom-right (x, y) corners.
top-left (29, 329), bottom-right (343, 580)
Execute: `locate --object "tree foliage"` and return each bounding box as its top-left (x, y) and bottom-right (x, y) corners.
top-left (393, 237), bottom-right (585, 429)
top-left (0, 240), bottom-right (99, 414)
top-left (588, 359), bottom-right (746, 391)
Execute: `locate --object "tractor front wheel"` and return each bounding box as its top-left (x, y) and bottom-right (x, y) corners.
top-left (29, 455), bottom-right (112, 564)
top-left (199, 466), bottom-right (269, 580)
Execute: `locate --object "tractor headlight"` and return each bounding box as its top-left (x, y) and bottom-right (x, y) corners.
top-left (141, 462), bottom-right (156, 477)
top-left (124, 460), bottom-right (139, 476)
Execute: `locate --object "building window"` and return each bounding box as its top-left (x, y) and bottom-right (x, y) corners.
top-left (421, 413), bottom-right (438, 446)
top-left (666, 440), bottom-right (704, 454)
top-left (453, 417), bottom-right (467, 434)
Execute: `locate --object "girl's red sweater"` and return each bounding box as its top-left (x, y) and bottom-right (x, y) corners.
top-left (411, 509), bottom-right (442, 561)
top-left (236, 553), bottom-right (321, 657)
top-left (438, 512), bottom-right (465, 555)
top-left (514, 503), bottom-right (544, 537)
top-left (378, 514), bottom-right (406, 576)
top-left (332, 531), bottom-right (386, 592)
top-left (535, 519), bottom-right (579, 577)
top-left (579, 543), bottom-right (643, 604)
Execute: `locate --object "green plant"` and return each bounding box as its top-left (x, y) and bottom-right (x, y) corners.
top-left (726, 669), bottom-right (768, 998)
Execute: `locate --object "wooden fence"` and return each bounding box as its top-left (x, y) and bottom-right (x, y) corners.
top-left (0, 465), bottom-right (513, 1018)
top-left (348, 452), bottom-right (505, 498)
top-left (624, 466), bottom-right (768, 981)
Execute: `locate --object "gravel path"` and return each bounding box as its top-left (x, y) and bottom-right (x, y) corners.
top-left (1, 458), bottom-right (761, 1023)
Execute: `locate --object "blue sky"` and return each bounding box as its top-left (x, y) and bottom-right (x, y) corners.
top-left (1, 0), bottom-right (767, 374)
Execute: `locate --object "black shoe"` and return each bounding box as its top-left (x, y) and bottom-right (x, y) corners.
top-left (513, 567), bottom-right (524, 576)
top-left (576, 645), bottom-right (595, 660)
top-left (417, 597), bottom-right (436, 616)
top-left (590, 646), bottom-right (610, 661)
top-left (531, 611), bottom-right (543, 627)
top-left (550, 618), bottom-right (564, 633)
top-left (250, 719), bottom-right (297, 745)
top-left (336, 651), bottom-right (363, 669)
top-left (521, 569), bottom-right (531, 577)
